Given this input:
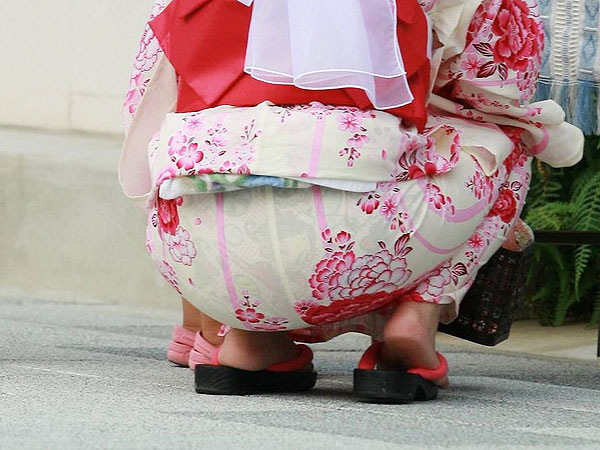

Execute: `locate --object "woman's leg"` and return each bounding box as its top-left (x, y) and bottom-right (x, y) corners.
top-left (182, 298), bottom-right (203, 332)
top-left (380, 301), bottom-right (449, 388)
top-left (182, 298), bottom-right (225, 346)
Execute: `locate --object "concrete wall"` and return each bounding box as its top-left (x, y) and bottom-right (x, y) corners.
top-left (0, 0), bottom-right (153, 135)
top-left (0, 127), bottom-right (182, 309)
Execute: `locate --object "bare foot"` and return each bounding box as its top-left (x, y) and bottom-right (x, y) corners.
top-left (380, 301), bottom-right (449, 388)
top-left (217, 330), bottom-right (304, 372)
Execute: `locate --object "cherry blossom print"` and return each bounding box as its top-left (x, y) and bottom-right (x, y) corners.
top-left (448, 0), bottom-right (545, 101)
top-left (183, 114), bottom-right (205, 133)
top-left (357, 183), bottom-right (412, 231)
top-left (461, 52), bottom-right (485, 79)
top-left (395, 130), bottom-right (460, 181)
top-left (233, 290), bottom-right (290, 329)
top-left (339, 146), bottom-right (362, 167)
top-left (168, 131), bottom-right (189, 156)
top-left (337, 113), bottom-right (363, 133)
top-left (123, 74), bottom-right (147, 117)
top-left (335, 109), bottom-right (377, 167)
top-left (347, 133), bottom-right (370, 149)
top-left (516, 60), bottom-right (540, 101)
top-left (235, 307), bottom-right (265, 324)
top-left (380, 195), bottom-right (400, 220)
top-left (163, 226), bottom-right (198, 266)
top-left (467, 233), bottom-right (486, 251)
top-left (234, 290), bottom-right (264, 323)
top-left (206, 123), bottom-right (229, 148)
top-left (122, 0), bottom-right (167, 124)
top-left (425, 182), bottom-right (456, 216)
top-left (175, 143), bottom-right (204, 171)
top-left (160, 118), bottom-right (262, 177)
top-left (466, 169), bottom-right (495, 202)
top-left (154, 259), bottom-right (182, 295)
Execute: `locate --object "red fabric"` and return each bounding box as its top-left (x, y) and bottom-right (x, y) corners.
top-left (358, 343), bottom-right (449, 382)
top-left (150, 0), bottom-right (430, 131)
top-left (267, 344), bottom-right (314, 373)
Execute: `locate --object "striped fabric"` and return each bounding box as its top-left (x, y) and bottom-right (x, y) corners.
top-left (535, 0), bottom-right (600, 135)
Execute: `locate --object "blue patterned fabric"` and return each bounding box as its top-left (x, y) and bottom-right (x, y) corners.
top-left (534, 0), bottom-right (600, 135)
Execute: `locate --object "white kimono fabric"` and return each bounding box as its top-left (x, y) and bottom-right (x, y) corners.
top-left (123, 0), bottom-right (583, 341)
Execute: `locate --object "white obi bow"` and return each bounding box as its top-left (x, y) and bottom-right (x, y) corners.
top-left (236, 0), bottom-right (414, 109)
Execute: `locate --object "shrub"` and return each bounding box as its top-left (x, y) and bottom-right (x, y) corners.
top-left (524, 137), bottom-right (600, 326)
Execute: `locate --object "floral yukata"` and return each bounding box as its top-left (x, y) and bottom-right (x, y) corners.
top-left (121, 0), bottom-right (583, 342)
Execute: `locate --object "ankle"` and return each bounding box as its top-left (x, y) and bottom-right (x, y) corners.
top-left (182, 298), bottom-right (203, 333)
top-left (380, 301), bottom-right (442, 370)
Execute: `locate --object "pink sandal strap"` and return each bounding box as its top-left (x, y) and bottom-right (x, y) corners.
top-left (357, 342), bottom-right (449, 382)
top-left (189, 332), bottom-right (221, 370)
top-left (172, 325), bottom-right (196, 347)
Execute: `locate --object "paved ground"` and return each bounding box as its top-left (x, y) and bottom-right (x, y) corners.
top-left (1, 297), bottom-right (600, 449)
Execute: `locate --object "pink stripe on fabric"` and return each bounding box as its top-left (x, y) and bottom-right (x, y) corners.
top-left (215, 194), bottom-right (240, 310)
top-left (399, 194), bottom-right (467, 255)
top-left (308, 119), bottom-right (326, 177)
top-left (413, 231), bottom-right (464, 254)
top-left (417, 178), bottom-right (487, 223)
top-left (467, 78), bottom-right (517, 87)
top-left (529, 123), bottom-right (550, 155)
top-left (313, 186), bottom-right (329, 234)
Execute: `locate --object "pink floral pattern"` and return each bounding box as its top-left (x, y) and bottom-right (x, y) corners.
top-left (466, 167), bottom-right (495, 202)
top-left (425, 182), bottom-right (456, 216)
top-left (311, 230), bottom-right (413, 301)
top-left (138, 0), bottom-right (551, 343)
top-left (336, 110), bottom-right (377, 167)
top-left (395, 127), bottom-right (460, 181)
top-left (163, 119), bottom-right (261, 178)
top-left (163, 226), bottom-right (197, 266)
top-left (156, 197), bottom-right (182, 236)
top-left (414, 260), bottom-right (468, 299)
top-left (234, 291), bottom-right (290, 331)
top-left (358, 182), bottom-right (412, 232)
top-left (122, 1), bottom-right (166, 125)
top-left (356, 126), bottom-right (460, 230)
top-left (292, 231), bottom-right (416, 325)
top-left (154, 259), bottom-right (182, 295)
top-left (445, 0), bottom-right (545, 102)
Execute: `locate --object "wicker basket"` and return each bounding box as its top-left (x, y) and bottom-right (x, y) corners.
top-left (438, 243), bottom-right (534, 346)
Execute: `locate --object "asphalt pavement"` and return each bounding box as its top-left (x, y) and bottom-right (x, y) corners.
top-left (1, 296), bottom-right (599, 449)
